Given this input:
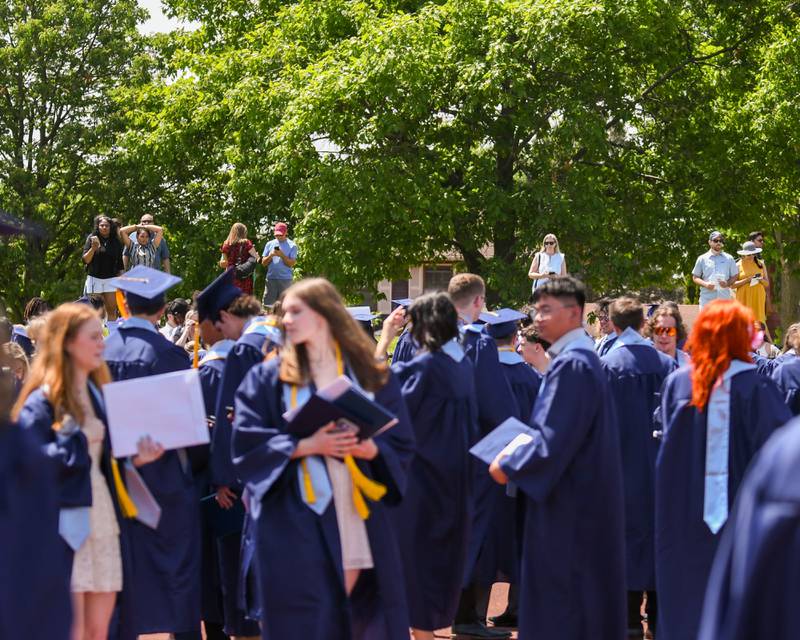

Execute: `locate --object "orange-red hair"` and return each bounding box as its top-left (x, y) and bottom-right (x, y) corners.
top-left (12, 303), bottom-right (111, 427)
top-left (686, 299), bottom-right (754, 410)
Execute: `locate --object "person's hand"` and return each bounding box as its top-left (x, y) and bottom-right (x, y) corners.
top-left (381, 306), bottom-right (406, 340)
top-left (133, 435), bottom-right (165, 467)
top-left (704, 281), bottom-right (716, 291)
top-left (91, 235), bottom-right (100, 249)
top-left (273, 246), bottom-right (284, 257)
top-left (349, 437), bottom-right (379, 460)
top-left (216, 485), bottom-right (237, 510)
top-left (489, 453), bottom-right (509, 485)
top-left (305, 422), bottom-right (359, 459)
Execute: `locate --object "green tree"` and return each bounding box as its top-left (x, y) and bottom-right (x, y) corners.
top-left (0, 0), bottom-right (145, 317)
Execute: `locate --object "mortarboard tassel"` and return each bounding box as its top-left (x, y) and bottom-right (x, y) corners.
top-left (115, 289), bottom-right (129, 320)
top-left (111, 459), bottom-right (138, 519)
top-left (192, 329), bottom-right (200, 368)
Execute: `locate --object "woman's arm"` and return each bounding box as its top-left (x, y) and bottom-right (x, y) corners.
top-left (118, 225), bottom-right (136, 247)
top-left (527, 254), bottom-right (542, 280)
top-left (82, 236), bottom-right (99, 264)
top-left (248, 245), bottom-right (260, 260)
top-left (147, 225), bottom-right (163, 248)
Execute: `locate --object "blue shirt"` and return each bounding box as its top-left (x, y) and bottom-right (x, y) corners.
top-left (692, 250), bottom-right (738, 307)
top-left (261, 238), bottom-right (298, 280)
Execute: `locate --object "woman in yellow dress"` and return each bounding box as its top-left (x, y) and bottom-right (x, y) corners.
top-left (733, 241), bottom-right (769, 325)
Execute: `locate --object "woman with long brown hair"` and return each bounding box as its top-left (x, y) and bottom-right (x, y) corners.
top-left (654, 299), bottom-right (791, 640)
top-left (219, 222), bottom-right (259, 295)
top-left (231, 278), bottom-right (415, 640)
top-left (13, 303), bottom-right (160, 640)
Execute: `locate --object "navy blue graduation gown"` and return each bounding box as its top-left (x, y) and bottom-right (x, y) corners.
top-left (232, 358), bottom-right (415, 640)
top-left (499, 343), bottom-right (626, 640)
top-left (16, 388), bottom-right (137, 640)
top-left (391, 329), bottom-right (417, 365)
top-left (772, 356), bottom-right (800, 415)
top-left (196, 353), bottom-right (228, 627)
top-left (655, 367), bottom-right (791, 640)
top-left (461, 326), bottom-right (521, 585)
top-left (472, 353), bottom-right (542, 588)
top-left (601, 342), bottom-right (676, 591)
top-left (391, 349), bottom-right (477, 630)
top-left (104, 324), bottom-right (201, 635)
top-left (698, 417), bottom-right (800, 640)
top-left (210, 327), bottom-right (269, 638)
top-left (0, 421), bottom-right (69, 639)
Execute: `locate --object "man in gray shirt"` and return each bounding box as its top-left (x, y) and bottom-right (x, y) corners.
top-left (691, 230), bottom-right (738, 308)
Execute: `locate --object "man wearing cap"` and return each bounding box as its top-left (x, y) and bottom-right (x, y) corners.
top-left (198, 267), bottom-right (279, 640)
top-left (261, 222), bottom-right (298, 307)
top-left (102, 266), bottom-right (202, 639)
top-left (691, 232), bottom-right (738, 308)
top-left (449, 274), bottom-right (519, 639)
top-left (480, 308), bottom-right (543, 630)
top-left (600, 297), bottom-right (676, 639)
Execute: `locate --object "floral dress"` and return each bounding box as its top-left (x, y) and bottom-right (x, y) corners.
top-left (221, 239), bottom-right (255, 294)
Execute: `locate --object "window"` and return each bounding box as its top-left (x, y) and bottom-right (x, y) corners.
top-left (423, 265), bottom-right (453, 293)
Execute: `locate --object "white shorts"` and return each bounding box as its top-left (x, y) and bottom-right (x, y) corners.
top-left (84, 275), bottom-right (117, 294)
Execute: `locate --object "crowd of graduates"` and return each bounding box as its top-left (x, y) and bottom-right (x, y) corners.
top-left (4, 228), bottom-right (800, 640)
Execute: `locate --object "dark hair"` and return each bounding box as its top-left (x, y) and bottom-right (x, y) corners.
top-left (166, 298), bottom-right (190, 318)
top-left (279, 278), bottom-right (388, 392)
top-left (127, 294), bottom-right (166, 316)
top-left (24, 297), bottom-right (50, 323)
top-left (595, 297), bottom-right (614, 315)
top-left (520, 324), bottom-right (551, 350)
top-left (447, 273), bottom-right (485, 307)
top-left (609, 297), bottom-right (644, 331)
top-left (748, 231), bottom-right (763, 242)
top-left (408, 292), bottom-right (459, 352)
top-left (531, 276), bottom-right (586, 311)
top-left (225, 294), bottom-right (262, 319)
top-left (643, 303), bottom-right (688, 343)
top-left (85, 294), bottom-right (105, 312)
top-left (91, 215), bottom-right (122, 253)
top-left (0, 317), bottom-right (11, 343)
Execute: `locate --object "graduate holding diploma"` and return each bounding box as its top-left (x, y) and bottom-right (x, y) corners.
top-left (13, 303), bottom-right (153, 640)
top-left (103, 266), bottom-right (202, 639)
top-left (654, 299), bottom-right (791, 640)
top-left (231, 278), bottom-right (415, 640)
top-left (486, 277), bottom-right (626, 640)
top-left (388, 292), bottom-right (478, 639)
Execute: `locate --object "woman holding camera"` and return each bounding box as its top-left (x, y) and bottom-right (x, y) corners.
top-left (528, 233), bottom-right (567, 296)
top-left (82, 216), bottom-right (124, 320)
top-left (733, 241), bottom-right (769, 328)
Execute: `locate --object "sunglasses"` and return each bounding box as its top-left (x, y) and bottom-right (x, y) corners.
top-left (653, 326), bottom-right (677, 337)
top-left (544, 241), bottom-right (556, 246)
top-left (711, 239), bottom-right (724, 244)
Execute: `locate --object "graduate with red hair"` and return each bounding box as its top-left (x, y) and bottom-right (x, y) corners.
top-left (654, 299), bottom-right (791, 640)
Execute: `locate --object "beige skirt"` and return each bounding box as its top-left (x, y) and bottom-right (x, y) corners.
top-left (325, 457), bottom-right (374, 570)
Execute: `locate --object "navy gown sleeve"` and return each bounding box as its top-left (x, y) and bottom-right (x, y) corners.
top-left (772, 360), bottom-right (800, 416)
top-left (500, 356), bottom-right (601, 501)
top-left (16, 391), bottom-right (91, 508)
top-left (368, 372), bottom-right (416, 505)
top-left (469, 335), bottom-right (520, 435)
top-left (231, 361), bottom-right (297, 508)
top-left (699, 419), bottom-right (800, 640)
top-left (391, 358), bottom-right (428, 417)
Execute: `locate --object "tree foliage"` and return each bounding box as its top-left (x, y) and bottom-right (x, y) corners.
top-left (2, 0), bottom-right (799, 318)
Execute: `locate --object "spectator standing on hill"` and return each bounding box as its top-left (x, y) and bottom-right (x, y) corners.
top-left (82, 216), bottom-right (124, 321)
top-left (691, 231), bottom-right (738, 308)
top-left (124, 214), bottom-right (171, 273)
top-left (261, 222), bottom-right (298, 307)
top-left (219, 222), bottom-right (260, 296)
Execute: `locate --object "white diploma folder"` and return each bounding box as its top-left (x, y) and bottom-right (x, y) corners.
top-left (104, 369), bottom-right (210, 458)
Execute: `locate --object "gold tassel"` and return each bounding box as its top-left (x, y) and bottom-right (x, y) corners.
top-left (192, 329), bottom-right (200, 368)
top-left (115, 290), bottom-right (129, 319)
top-left (111, 459), bottom-right (138, 518)
top-left (300, 459), bottom-right (316, 504)
top-left (344, 454), bottom-right (387, 520)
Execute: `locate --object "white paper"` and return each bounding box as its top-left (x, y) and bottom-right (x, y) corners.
top-left (749, 277), bottom-right (760, 287)
top-left (104, 369), bottom-right (210, 457)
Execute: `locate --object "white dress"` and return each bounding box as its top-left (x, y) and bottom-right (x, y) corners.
top-left (532, 251), bottom-right (565, 292)
top-left (70, 396), bottom-right (123, 593)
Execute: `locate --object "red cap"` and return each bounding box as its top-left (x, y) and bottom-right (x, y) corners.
top-left (274, 222), bottom-right (288, 234)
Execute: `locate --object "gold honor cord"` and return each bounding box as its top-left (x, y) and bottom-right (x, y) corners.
top-left (292, 342), bottom-right (387, 519)
top-left (115, 290), bottom-right (130, 320)
top-left (111, 459), bottom-right (138, 518)
top-left (192, 330), bottom-right (200, 369)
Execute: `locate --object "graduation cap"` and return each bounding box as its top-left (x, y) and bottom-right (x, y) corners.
top-left (346, 306), bottom-right (377, 323)
top-left (391, 298), bottom-right (414, 310)
top-left (196, 268), bottom-right (243, 323)
top-left (110, 266), bottom-right (182, 309)
top-left (479, 308), bottom-right (527, 339)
